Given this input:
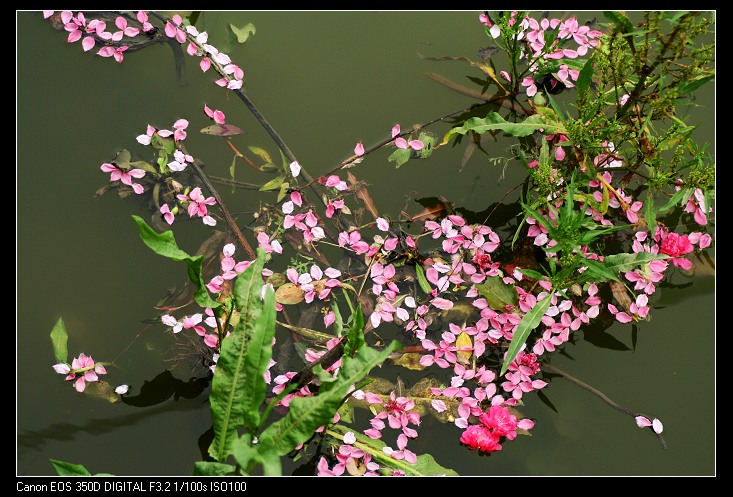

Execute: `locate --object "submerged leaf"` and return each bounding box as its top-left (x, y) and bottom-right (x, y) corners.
top-left (391, 352), bottom-right (428, 371)
top-left (455, 331), bottom-right (473, 366)
top-left (274, 282), bottom-right (305, 305)
top-left (230, 22), bottom-right (256, 43)
top-left (83, 381), bottom-right (121, 403)
top-left (475, 276), bottom-right (519, 311)
top-left (200, 124), bottom-right (245, 136)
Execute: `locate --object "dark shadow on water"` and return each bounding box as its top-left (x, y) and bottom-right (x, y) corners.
top-left (18, 371), bottom-right (210, 453)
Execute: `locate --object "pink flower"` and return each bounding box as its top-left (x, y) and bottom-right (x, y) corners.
top-left (684, 188), bottom-right (710, 226)
top-left (100, 163), bottom-right (146, 194)
top-left (55, 353), bottom-right (107, 393)
top-left (383, 434), bottom-right (417, 464)
top-left (136, 11), bottom-right (154, 32)
top-left (635, 415), bottom-right (664, 434)
top-left (204, 104), bottom-right (226, 124)
top-left (97, 45), bottom-right (128, 63)
top-left (177, 187), bottom-right (217, 225)
top-left (160, 204), bottom-right (175, 225)
top-left (659, 232), bottom-right (694, 270)
top-left (165, 14), bottom-right (187, 43)
top-left (395, 137), bottom-right (424, 150)
top-left (460, 424), bottom-right (502, 453)
top-left (354, 142), bottom-right (365, 156)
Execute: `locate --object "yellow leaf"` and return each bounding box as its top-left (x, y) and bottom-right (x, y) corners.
top-left (455, 331), bottom-right (473, 366)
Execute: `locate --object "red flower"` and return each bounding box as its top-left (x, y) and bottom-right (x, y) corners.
top-left (460, 425), bottom-right (502, 453)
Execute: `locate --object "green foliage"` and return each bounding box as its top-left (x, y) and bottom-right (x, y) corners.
top-left (208, 249), bottom-right (269, 461)
top-left (230, 22), bottom-right (256, 43)
top-left (500, 294), bottom-right (553, 376)
top-left (441, 112), bottom-right (566, 145)
top-left (50, 317), bottom-right (68, 364)
top-left (132, 215), bottom-right (220, 309)
top-left (256, 340), bottom-right (400, 458)
top-left (327, 425), bottom-right (459, 476)
top-left (475, 275), bottom-right (519, 311)
top-left (50, 459), bottom-right (92, 476)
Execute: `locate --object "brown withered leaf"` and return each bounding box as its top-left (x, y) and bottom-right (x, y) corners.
top-left (391, 352), bottom-right (427, 371)
top-left (346, 171), bottom-right (379, 219)
top-left (275, 282), bottom-right (305, 305)
top-left (200, 124), bottom-right (245, 136)
top-left (609, 280), bottom-right (633, 313)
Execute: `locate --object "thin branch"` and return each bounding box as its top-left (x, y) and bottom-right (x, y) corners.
top-left (542, 362), bottom-right (668, 449)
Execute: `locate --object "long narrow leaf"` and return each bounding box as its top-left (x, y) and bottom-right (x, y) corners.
top-left (343, 306), bottom-right (365, 358)
top-left (602, 252), bottom-right (669, 274)
top-left (243, 285), bottom-right (277, 429)
top-left (501, 295), bottom-right (553, 376)
top-left (132, 215), bottom-right (219, 309)
top-left (208, 249), bottom-right (267, 462)
top-left (257, 341), bottom-right (399, 457)
top-left (327, 425), bottom-right (459, 475)
top-left (441, 112), bottom-right (565, 145)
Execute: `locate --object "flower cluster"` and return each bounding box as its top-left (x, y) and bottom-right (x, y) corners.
top-left (52, 353), bottom-right (108, 393)
top-left (459, 405), bottom-right (534, 454)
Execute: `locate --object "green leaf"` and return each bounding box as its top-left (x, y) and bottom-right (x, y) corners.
top-left (441, 112), bottom-right (565, 145)
top-left (193, 461), bottom-right (237, 476)
top-left (603, 11), bottom-right (634, 33)
top-left (50, 459), bottom-right (92, 476)
top-left (657, 187), bottom-right (689, 213)
top-left (277, 182), bottom-right (289, 203)
top-left (677, 75), bottom-right (714, 98)
top-left (327, 425), bottom-right (458, 475)
top-left (259, 175), bottom-right (285, 192)
top-left (230, 155), bottom-right (237, 182)
top-left (231, 433), bottom-right (264, 475)
top-left (576, 55), bottom-right (595, 100)
top-left (132, 215), bottom-right (219, 309)
top-left (248, 146), bottom-right (273, 164)
top-left (416, 131), bottom-right (436, 159)
top-left (579, 257), bottom-right (621, 283)
top-left (545, 91), bottom-right (568, 126)
top-left (388, 147), bottom-right (412, 168)
top-left (230, 22), bottom-right (256, 43)
top-left (257, 341), bottom-right (399, 457)
top-left (331, 302), bottom-right (344, 337)
top-left (343, 306), bottom-right (365, 358)
top-left (50, 317), bottom-right (68, 364)
top-left (517, 268), bottom-right (546, 281)
top-left (500, 294), bottom-right (553, 376)
top-left (209, 249), bottom-right (268, 462)
top-left (415, 264), bottom-right (433, 294)
top-left (602, 252), bottom-right (670, 274)
top-left (151, 133), bottom-right (176, 154)
top-left (475, 275), bottom-right (519, 311)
